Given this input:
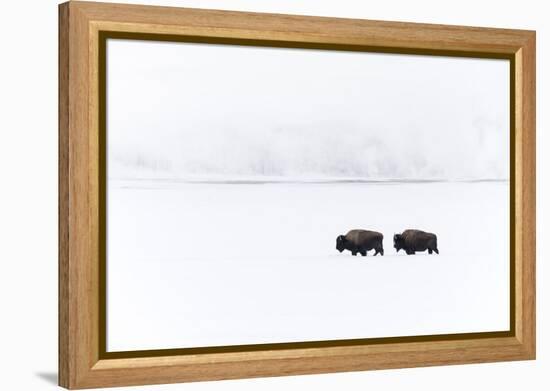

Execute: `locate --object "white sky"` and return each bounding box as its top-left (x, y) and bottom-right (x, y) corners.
top-left (107, 39), bottom-right (510, 180)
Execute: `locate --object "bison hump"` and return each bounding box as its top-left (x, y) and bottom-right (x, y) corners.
top-left (346, 229), bottom-right (383, 242)
top-left (402, 229), bottom-right (436, 243)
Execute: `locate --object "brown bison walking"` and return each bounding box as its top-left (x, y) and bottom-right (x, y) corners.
top-left (393, 229), bottom-right (439, 255)
top-left (336, 229), bottom-right (384, 256)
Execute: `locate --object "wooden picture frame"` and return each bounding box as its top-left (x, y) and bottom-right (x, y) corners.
top-left (59, 1), bottom-right (536, 389)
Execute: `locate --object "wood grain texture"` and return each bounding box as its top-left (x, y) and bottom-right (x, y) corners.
top-left (58, 1), bottom-right (536, 388)
top-left (517, 33), bottom-right (536, 355)
top-left (58, 3), bottom-right (70, 387)
top-left (75, 0), bottom-right (531, 54)
top-left (59, 1), bottom-right (99, 388)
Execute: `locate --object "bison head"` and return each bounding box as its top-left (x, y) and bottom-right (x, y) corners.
top-left (393, 233), bottom-right (404, 252)
top-left (336, 235), bottom-right (347, 252)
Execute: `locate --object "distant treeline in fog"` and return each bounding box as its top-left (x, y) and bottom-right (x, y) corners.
top-left (107, 40), bottom-right (509, 182)
top-left (108, 123), bottom-right (509, 181)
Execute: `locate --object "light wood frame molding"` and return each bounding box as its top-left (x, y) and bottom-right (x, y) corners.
top-left (59, 1), bottom-right (536, 389)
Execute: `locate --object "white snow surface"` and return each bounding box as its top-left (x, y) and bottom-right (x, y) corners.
top-left (107, 180), bottom-right (510, 352)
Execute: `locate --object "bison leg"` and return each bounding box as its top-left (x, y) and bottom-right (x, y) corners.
top-left (375, 247), bottom-right (384, 256)
top-left (352, 251), bottom-right (358, 256)
top-left (428, 249), bottom-right (433, 254)
top-left (360, 250), bottom-right (367, 256)
top-left (406, 249), bottom-right (415, 255)
top-left (434, 248), bottom-right (439, 254)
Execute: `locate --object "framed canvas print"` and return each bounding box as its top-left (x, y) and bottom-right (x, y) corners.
top-left (58, 1), bottom-right (536, 389)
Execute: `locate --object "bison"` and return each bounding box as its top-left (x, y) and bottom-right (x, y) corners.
top-left (393, 229), bottom-right (439, 255)
top-left (336, 229), bottom-right (384, 256)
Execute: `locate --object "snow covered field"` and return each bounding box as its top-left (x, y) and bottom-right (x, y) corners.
top-left (107, 179), bottom-right (510, 352)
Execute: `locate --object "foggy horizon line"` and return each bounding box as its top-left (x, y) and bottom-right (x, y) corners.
top-left (107, 176), bottom-right (510, 185)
